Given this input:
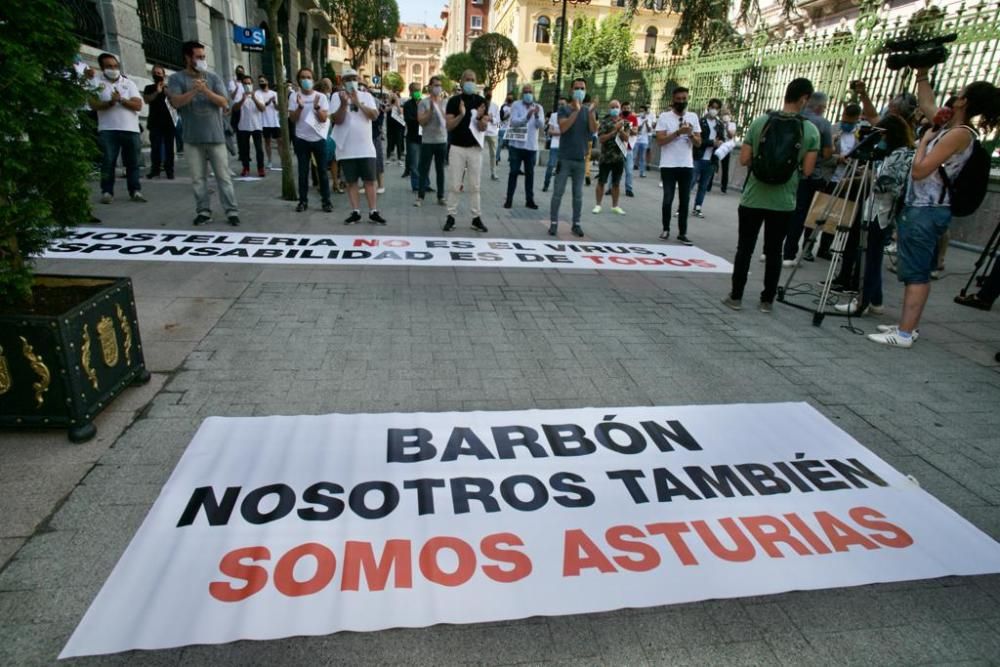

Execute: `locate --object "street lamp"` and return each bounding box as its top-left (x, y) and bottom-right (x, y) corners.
top-left (552, 0), bottom-right (592, 111)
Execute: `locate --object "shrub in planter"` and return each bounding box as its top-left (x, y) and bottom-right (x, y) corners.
top-left (0, 1), bottom-right (149, 442)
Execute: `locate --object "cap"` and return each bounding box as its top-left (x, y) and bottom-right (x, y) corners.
top-left (342, 67), bottom-right (358, 78)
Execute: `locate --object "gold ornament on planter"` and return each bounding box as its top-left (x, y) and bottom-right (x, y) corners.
top-left (19, 336), bottom-right (50, 408)
top-left (81, 325), bottom-right (98, 391)
top-left (0, 345), bottom-right (11, 395)
top-left (97, 315), bottom-right (119, 367)
top-left (115, 304), bottom-right (132, 366)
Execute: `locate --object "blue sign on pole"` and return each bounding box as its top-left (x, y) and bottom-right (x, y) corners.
top-left (233, 26), bottom-right (266, 52)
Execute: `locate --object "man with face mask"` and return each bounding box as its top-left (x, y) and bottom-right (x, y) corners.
top-left (497, 93), bottom-right (515, 166)
top-left (416, 76), bottom-right (448, 207)
top-left (709, 109), bottom-right (737, 194)
top-left (234, 75), bottom-right (266, 177)
top-left (619, 101), bottom-right (638, 197)
top-left (690, 98), bottom-right (724, 218)
top-left (443, 70), bottom-right (490, 232)
top-left (504, 84), bottom-right (544, 210)
top-left (331, 67), bottom-right (384, 223)
top-left (228, 65), bottom-right (246, 132)
top-left (484, 92), bottom-right (501, 180)
top-left (655, 87), bottom-right (701, 244)
top-left (593, 100), bottom-right (629, 215)
top-left (550, 78), bottom-right (599, 237)
top-left (142, 64), bottom-right (175, 180)
top-left (402, 82), bottom-right (424, 189)
top-left (633, 104), bottom-right (652, 179)
top-left (89, 53), bottom-right (145, 204)
top-left (168, 41), bottom-right (239, 226)
top-left (257, 76), bottom-right (279, 169)
top-left (722, 78), bottom-right (820, 314)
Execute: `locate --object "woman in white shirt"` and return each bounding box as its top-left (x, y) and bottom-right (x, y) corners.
top-left (288, 68), bottom-right (331, 212)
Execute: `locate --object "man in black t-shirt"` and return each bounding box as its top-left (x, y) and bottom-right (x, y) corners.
top-left (401, 82), bottom-right (423, 189)
top-left (442, 69), bottom-right (489, 233)
top-left (142, 64), bottom-right (176, 178)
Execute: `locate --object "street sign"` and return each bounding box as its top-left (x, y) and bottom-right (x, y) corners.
top-left (371, 75), bottom-right (381, 86)
top-left (233, 26), bottom-right (265, 52)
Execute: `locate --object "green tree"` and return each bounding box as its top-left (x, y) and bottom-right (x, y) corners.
top-left (442, 52), bottom-right (484, 84)
top-left (0, 0), bottom-right (94, 304)
top-left (263, 0), bottom-right (297, 200)
top-left (625, 0), bottom-right (793, 49)
top-left (551, 16), bottom-right (634, 80)
top-left (469, 33), bottom-right (519, 91)
top-left (324, 0), bottom-right (400, 70)
top-left (383, 71), bottom-right (404, 92)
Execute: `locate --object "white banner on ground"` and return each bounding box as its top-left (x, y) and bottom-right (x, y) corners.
top-left (43, 227), bottom-right (733, 273)
top-left (61, 402), bottom-right (1000, 658)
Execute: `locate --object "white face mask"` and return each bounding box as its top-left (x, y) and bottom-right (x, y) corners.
top-left (195, 59), bottom-right (208, 72)
top-left (707, 108), bottom-right (719, 118)
top-left (103, 68), bottom-right (120, 81)
top-left (243, 84), bottom-right (252, 92)
top-left (431, 85), bottom-right (442, 96)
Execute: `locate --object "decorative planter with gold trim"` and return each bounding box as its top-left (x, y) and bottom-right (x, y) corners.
top-left (0, 275), bottom-right (149, 443)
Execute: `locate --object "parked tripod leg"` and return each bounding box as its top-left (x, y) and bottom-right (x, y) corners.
top-left (960, 215), bottom-right (1000, 296)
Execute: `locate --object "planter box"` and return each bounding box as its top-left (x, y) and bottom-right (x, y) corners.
top-left (0, 275), bottom-right (149, 443)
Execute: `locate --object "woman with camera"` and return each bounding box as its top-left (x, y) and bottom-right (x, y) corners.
top-left (868, 74), bottom-right (1000, 348)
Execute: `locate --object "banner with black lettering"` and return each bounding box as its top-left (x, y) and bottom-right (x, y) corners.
top-left (60, 403), bottom-right (1000, 658)
top-left (43, 227), bottom-right (731, 273)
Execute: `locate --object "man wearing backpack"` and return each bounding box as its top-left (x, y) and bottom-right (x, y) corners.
top-left (722, 78), bottom-right (821, 314)
top-left (868, 77), bottom-right (999, 348)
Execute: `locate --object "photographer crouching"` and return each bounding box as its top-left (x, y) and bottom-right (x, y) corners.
top-left (868, 68), bottom-right (1000, 348)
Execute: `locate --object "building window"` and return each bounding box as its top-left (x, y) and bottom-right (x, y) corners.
top-left (470, 16), bottom-right (483, 30)
top-left (66, 0), bottom-right (106, 48)
top-left (137, 0), bottom-right (184, 69)
top-left (413, 64), bottom-right (422, 74)
top-left (534, 16), bottom-right (551, 44)
top-left (645, 26), bottom-right (658, 54)
top-left (554, 16), bottom-right (564, 38)
top-left (296, 12), bottom-right (307, 51)
top-left (616, 0), bottom-right (626, 6)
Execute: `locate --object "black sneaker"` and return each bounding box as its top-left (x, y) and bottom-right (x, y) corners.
top-left (443, 215), bottom-right (455, 232)
top-left (193, 214), bottom-right (211, 226)
top-left (585, 177), bottom-right (591, 186)
top-left (817, 250), bottom-right (834, 261)
top-left (802, 251), bottom-right (816, 262)
top-left (571, 225), bottom-right (584, 238)
top-left (344, 210), bottom-right (362, 225)
top-left (296, 202), bottom-right (307, 212)
top-left (401, 170), bottom-right (411, 177)
top-left (503, 200), bottom-right (512, 209)
top-left (625, 190), bottom-right (635, 197)
top-left (526, 201), bottom-right (539, 210)
top-left (369, 211), bottom-right (387, 225)
top-left (322, 202), bottom-right (333, 213)
top-left (548, 223), bottom-right (557, 236)
top-left (542, 186), bottom-right (549, 193)
top-left (471, 217), bottom-right (488, 233)
top-left (227, 215), bottom-right (240, 227)
top-left (677, 235), bottom-right (694, 246)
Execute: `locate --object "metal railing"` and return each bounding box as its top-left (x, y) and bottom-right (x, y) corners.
top-left (137, 0), bottom-right (185, 69)
top-left (533, 0), bottom-right (1000, 151)
top-left (64, 0), bottom-right (105, 49)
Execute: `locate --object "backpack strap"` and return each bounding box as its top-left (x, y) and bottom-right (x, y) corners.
top-left (935, 125), bottom-right (978, 204)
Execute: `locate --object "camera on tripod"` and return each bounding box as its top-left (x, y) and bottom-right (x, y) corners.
top-left (883, 33), bottom-right (957, 70)
top-left (848, 126), bottom-right (889, 163)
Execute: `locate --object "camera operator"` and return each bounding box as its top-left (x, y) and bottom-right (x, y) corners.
top-left (868, 76), bottom-right (1000, 348)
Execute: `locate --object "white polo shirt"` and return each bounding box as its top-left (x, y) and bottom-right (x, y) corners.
top-left (93, 75), bottom-right (142, 133)
top-left (288, 90), bottom-right (330, 142)
top-left (654, 110), bottom-right (701, 169)
top-left (236, 89), bottom-right (264, 132)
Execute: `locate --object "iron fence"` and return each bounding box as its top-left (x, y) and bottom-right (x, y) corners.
top-left (533, 0), bottom-right (1000, 151)
top-left (64, 0), bottom-right (105, 49)
top-left (137, 0), bottom-right (185, 69)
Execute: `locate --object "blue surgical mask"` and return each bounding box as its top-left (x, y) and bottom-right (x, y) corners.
top-left (609, 108), bottom-right (620, 117)
top-left (572, 89), bottom-right (586, 102)
top-left (344, 81), bottom-right (357, 93)
top-left (840, 121), bottom-right (856, 132)
top-left (462, 81), bottom-right (476, 95)
top-left (300, 79), bottom-right (313, 91)
top-left (522, 93), bottom-right (533, 104)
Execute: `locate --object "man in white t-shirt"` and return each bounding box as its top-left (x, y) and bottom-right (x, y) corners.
top-left (484, 93), bottom-right (501, 180)
top-left (288, 67), bottom-right (332, 212)
top-left (690, 98), bottom-right (725, 218)
top-left (234, 75), bottom-right (266, 177)
top-left (88, 53), bottom-right (145, 203)
top-left (654, 86), bottom-right (701, 245)
top-left (330, 67), bottom-right (386, 224)
top-left (256, 75), bottom-right (280, 169)
top-left (633, 104), bottom-right (652, 179)
top-left (543, 96), bottom-right (567, 192)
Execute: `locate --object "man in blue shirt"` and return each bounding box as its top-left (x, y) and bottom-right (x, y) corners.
top-left (549, 78), bottom-right (599, 237)
top-left (503, 84), bottom-right (544, 210)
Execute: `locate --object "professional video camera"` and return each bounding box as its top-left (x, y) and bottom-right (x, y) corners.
top-left (883, 33), bottom-right (957, 70)
top-left (848, 126), bottom-right (889, 162)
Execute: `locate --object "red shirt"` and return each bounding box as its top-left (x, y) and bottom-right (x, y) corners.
top-left (622, 112), bottom-right (638, 148)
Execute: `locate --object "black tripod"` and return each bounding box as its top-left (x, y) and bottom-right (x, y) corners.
top-left (958, 215), bottom-right (1000, 298)
top-left (778, 155), bottom-right (876, 326)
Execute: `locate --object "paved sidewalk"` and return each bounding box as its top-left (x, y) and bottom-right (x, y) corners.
top-left (1, 149), bottom-right (998, 665)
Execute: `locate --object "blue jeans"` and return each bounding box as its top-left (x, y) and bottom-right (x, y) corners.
top-left (496, 129), bottom-right (506, 163)
top-left (406, 141), bottom-right (427, 192)
top-left (99, 130), bottom-right (141, 196)
top-left (294, 136), bottom-right (330, 206)
top-left (550, 158), bottom-right (585, 225)
top-left (544, 147), bottom-right (559, 189)
top-left (624, 146), bottom-right (635, 192)
top-left (896, 205), bottom-right (951, 284)
top-left (633, 141), bottom-right (647, 176)
top-left (506, 147), bottom-right (536, 204)
top-left (417, 142), bottom-right (446, 200)
top-left (691, 158), bottom-right (715, 207)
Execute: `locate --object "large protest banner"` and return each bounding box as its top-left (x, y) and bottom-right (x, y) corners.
top-left (43, 227), bottom-right (732, 273)
top-left (61, 403), bottom-right (1000, 658)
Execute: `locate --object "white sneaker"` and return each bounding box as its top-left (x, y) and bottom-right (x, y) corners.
top-left (376, 187), bottom-right (386, 194)
top-left (835, 300), bottom-right (885, 316)
top-left (413, 198), bottom-right (422, 207)
top-left (876, 324), bottom-right (919, 341)
top-left (658, 181), bottom-right (662, 188)
top-left (612, 206), bottom-right (625, 215)
top-left (759, 254), bottom-right (766, 263)
top-left (100, 193), bottom-right (113, 204)
top-left (782, 259), bottom-right (796, 268)
top-left (130, 192), bottom-right (147, 203)
top-left (592, 205), bottom-right (602, 214)
top-left (867, 331), bottom-right (914, 348)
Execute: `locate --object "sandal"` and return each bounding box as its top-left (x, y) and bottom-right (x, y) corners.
top-left (954, 293), bottom-right (992, 311)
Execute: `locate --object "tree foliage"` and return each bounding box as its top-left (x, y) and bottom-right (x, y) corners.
top-left (324, 0), bottom-right (400, 69)
top-left (0, 0), bottom-right (94, 305)
top-left (626, 0), bottom-right (794, 50)
top-left (442, 52), bottom-right (484, 84)
top-left (468, 33), bottom-right (519, 92)
top-left (383, 71), bottom-right (405, 92)
top-left (551, 16), bottom-right (636, 79)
